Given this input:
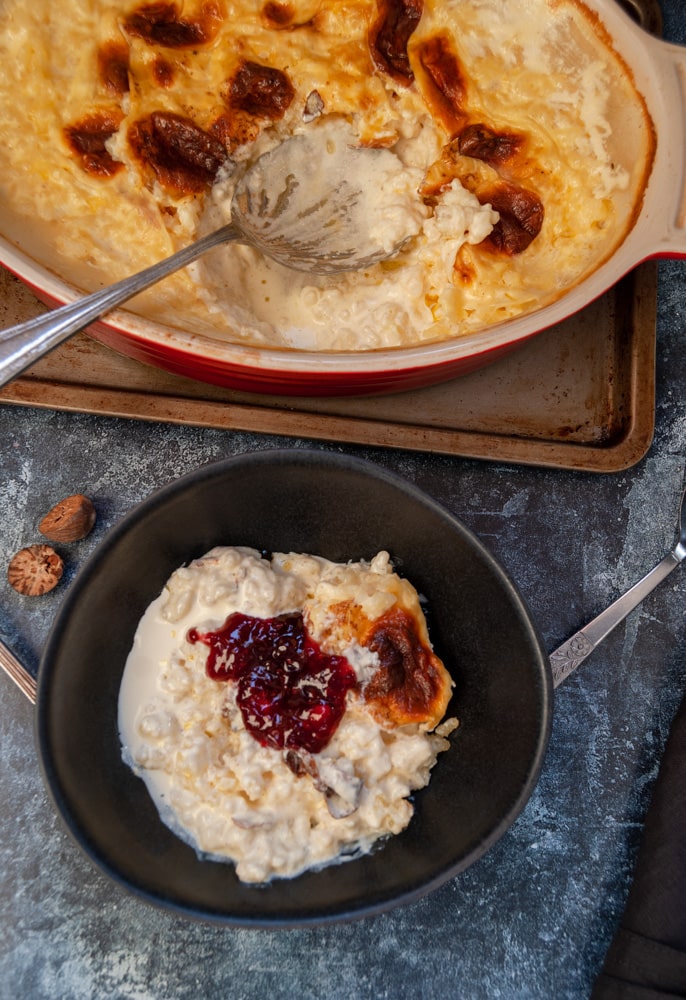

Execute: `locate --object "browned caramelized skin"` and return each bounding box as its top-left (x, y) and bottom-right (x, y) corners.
top-left (63, 112), bottom-right (125, 178)
top-left (410, 33), bottom-right (544, 256)
top-left (128, 112), bottom-right (227, 194)
top-left (363, 606), bottom-right (449, 729)
top-left (414, 34), bottom-right (467, 136)
top-left (481, 183), bottom-right (544, 255)
top-left (457, 123), bottom-right (524, 167)
top-left (370, 0), bottom-right (423, 84)
top-left (262, 1), bottom-right (295, 26)
top-left (67, 0), bottom-right (544, 260)
top-left (261, 1), bottom-right (317, 29)
top-left (152, 56), bottom-right (175, 88)
top-left (122, 0), bottom-right (223, 48)
top-left (225, 60), bottom-right (295, 119)
top-left (422, 154), bottom-right (545, 258)
top-left (97, 41), bottom-right (130, 95)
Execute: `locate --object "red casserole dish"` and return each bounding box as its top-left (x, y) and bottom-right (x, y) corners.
top-left (0, 0), bottom-right (682, 396)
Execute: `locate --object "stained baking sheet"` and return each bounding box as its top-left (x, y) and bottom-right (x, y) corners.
top-left (0, 262), bottom-right (656, 472)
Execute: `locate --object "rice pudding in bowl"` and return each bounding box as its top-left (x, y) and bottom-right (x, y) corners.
top-left (36, 449), bottom-right (552, 923)
top-left (119, 546), bottom-right (457, 883)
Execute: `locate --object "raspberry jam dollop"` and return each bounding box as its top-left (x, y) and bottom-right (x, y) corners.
top-left (188, 612), bottom-right (357, 754)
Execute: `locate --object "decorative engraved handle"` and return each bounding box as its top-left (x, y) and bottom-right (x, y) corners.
top-left (0, 638), bottom-right (36, 703)
top-left (550, 633), bottom-right (595, 687)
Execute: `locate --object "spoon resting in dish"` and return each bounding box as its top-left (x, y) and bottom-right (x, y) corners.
top-left (0, 130), bottom-right (422, 388)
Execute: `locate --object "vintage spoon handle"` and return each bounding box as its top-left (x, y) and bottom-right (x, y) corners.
top-left (550, 545), bottom-right (686, 688)
top-left (0, 223), bottom-right (240, 389)
top-left (0, 638), bottom-right (36, 704)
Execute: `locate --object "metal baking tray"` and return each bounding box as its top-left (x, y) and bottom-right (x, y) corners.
top-left (0, 262), bottom-right (656, 472)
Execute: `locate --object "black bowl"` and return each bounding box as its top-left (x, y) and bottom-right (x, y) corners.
top-left (36, 449), bottom-right (552, 927)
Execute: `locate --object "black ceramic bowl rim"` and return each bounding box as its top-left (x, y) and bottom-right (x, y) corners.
top-left (35, 449), bottom-right (552, 928)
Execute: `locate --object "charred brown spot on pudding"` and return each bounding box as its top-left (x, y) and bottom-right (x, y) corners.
top-left (64, 110), bottom-right (125, 177)
top-left (479, 182), bottom-right (544, 255)
top-left (152, 55), bottom-right (175, 87)
top-left (370, 0), bottom-right (423, 85)
top-left (224, 60), bottom-right (295, 120)
top-left (128, 111), bottom-right (228, 194)
top-left (363, 606), bottom-right (451, 728)
top-left (414, 33), bottom-right (468, 137)
top-left (97, 40), bottom-right (130, 95)
top-left (457, 123), bottom-right (525, 167)
top-left (122, 0), bottom-right (224, 48)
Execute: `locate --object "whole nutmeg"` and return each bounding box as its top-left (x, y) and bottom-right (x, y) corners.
top-left (7, 544), bottom-right (64, 596)
top-left (38, 494), bottom-right (96, 543)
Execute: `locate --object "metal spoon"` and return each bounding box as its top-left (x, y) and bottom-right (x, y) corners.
top-left (550, 484), bottom-right (686, 687)
top-left (0, 134), bottom-right (412, 388)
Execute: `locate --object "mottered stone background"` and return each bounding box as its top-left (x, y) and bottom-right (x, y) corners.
top-left (1, 5), bottom-right (686, 997)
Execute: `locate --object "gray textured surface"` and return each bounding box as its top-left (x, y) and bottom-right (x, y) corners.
top-left (2, 310), bottom-right (685, 1000)
top-left (2, 8), bottom-right (686, 999)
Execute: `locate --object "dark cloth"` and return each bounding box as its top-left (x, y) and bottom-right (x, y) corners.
top-left (593, 693), bottom-right (686, 998)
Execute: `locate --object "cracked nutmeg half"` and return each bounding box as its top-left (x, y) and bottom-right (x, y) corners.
top-left (7, 544), bottom-right (64, 596)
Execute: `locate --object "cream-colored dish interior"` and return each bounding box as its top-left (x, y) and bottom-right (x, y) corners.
top-left (0, 0), bottom-right (655, 355)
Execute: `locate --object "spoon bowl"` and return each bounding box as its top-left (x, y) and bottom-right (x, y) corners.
top-left (228, 129), bottom-right (417, 274)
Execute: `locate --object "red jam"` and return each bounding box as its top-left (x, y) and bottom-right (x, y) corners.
top-left (188, 612), bottom-right (357, 754)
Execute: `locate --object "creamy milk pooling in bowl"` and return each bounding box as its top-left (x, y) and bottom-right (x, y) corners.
top-left (0, 0), bottom-right (654, 354)
top-left (118, 546), bottom-right (457, 883)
